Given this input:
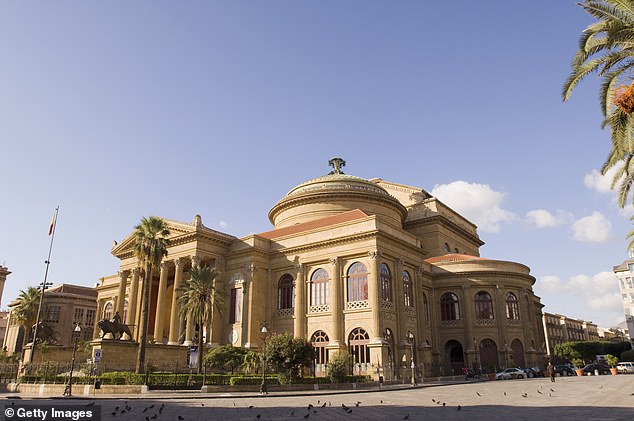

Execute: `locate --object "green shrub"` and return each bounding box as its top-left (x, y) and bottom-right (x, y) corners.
top-left (620, 349), bottom-right (634, 362)
top-left (327, 351), bottom-right (352, 383)
top-left (229, 375), bottom-right (279, 386)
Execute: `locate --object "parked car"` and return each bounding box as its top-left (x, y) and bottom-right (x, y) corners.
top-left (616, 362), bottom-right (634, 374)
top-left (522, 367), bottom-right (544, 378)
top-left (581, 363), bottom-right (611, 375)
top-left (495, 368), bottom-right (525, 380)
top-left (554, 364), bottom-right (576, 376)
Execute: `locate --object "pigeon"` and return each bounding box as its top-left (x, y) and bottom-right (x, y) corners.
top-left (321, 402), bottom-right (326, 408)
top-left (522, 393), bottom-right (528, 398)
top-left (249, 405), bottom-right (254, 409)
top-left (115, 407), bottom-right (120, 411)
top-left (308, 404), bottom-right (313, 410)
top-left (342, 404), bottom-right (349, 411)
top-left (503, 392), bottom-right (507, 396)
top-left (457, 405), bottom-right (461, 411)
top-left (347, 409), bottom-right (353, 414)
top-left (143, 408), bottom-right (149, 413)
top-left (150, 415), bottom-right (158, 420)
top-left (476, 392), bottom-right (481, 396)
top-left (145, 417), bottom-right (149, 421)
top-left (290, 410), bottom-right (295, 416)
top-left (548, 393), bottom-right (552, 397)
top-left (149, 405), bottom-right (154, 409)
top-left (256, 415), bottom-right (261, 419)
top-left (432, 399), bottom-right (436, 403)
top-left (303, 414), bottom-right (310, 419)
top-left (355, 401), bottom-right (361, 407)
top-left (178, 417), bottom-right (184, 421)
top-left (111, 412), bottom-right (116, 417)
top-left (404, 415), bottom-right (410, 420)
top-left (537, 390), bottom-right (542, 394)
top-left (550, 388), bottom-right (554, 392)
top-left (442, 402), bottom-right (446, 407)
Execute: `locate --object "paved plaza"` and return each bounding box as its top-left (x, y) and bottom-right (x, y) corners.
top-left (4, 375), bottom-right (634, 420)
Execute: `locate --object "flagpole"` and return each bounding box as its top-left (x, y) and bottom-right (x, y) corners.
top-left (27, 206), bottom-right (59, 368)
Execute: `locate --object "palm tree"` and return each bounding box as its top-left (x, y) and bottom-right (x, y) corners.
top-left (133, 216), bottom-right (170, 374)
top-left (12, 286), bottom-right (42, 348)
top-left (176, 264), bottom-right (223, 374)
top-left (563, 0), bottom-right (634, 207)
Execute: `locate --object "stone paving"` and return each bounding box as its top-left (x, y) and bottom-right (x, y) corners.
top-left (4, 375), bottom-right (634, 420)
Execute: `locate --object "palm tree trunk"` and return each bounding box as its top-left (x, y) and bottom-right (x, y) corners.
top-left (197, 314), bottom-right (204, 374)
top-left (136, 264), bottom-right (152, 374)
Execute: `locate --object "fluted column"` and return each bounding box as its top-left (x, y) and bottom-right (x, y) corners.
top-left (153, 261), bottom-right (169, 343)
top-left (293, 260), bottom-right (305, 338)
top-left (94, 300), bottom-right (105, 339)
top-left (126, 269), bottom-right (140, 339)
top-left (168, 258), bottom-right (184, 345)
top-left (116, 270), bottom-right (130, 318)
top-left (461, 284), bottom-right (475, 355)
top-left (368, 251), bottom-right (382, 343)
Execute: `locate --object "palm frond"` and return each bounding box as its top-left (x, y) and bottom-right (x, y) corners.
top-left (582, 1), bottom-right (634, 26)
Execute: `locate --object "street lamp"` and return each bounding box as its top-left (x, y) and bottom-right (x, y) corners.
top-left (473, 337), bottom-right (479, 377)
top-left (406, 332), bottom-right (416, 386)
top-left (260, 323), bottom-right (269, 395)
top-left (64, 323), bottom-right (82, 397)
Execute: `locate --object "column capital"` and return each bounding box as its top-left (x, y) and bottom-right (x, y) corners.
top-left (119, 270), bottom-right (131, 279)
top-left (191, 255), bottom-right (202, 268)
top-left (174, 257), bottom-right (184, 269)
top-left (160, 260), bottom-right (169, 271)
top-left (368, 250), bottom-right (380, 260)
top-left (132, 268), bottom-right (141, 277)
top-left (329, 257), bottom-right (339, 266)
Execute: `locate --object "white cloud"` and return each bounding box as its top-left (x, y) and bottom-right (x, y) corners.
top-left (536, 271), bottom-right (623, 320)
top-left (219, 220), bottom-right (228, 229)
top-left (584, 168), bottom-right (616, 194)
top-left (571, 211), bottom-right (613, 243)
top-left (525, 209), bottom-right (573, 229)
top-left (430, 181), bottom-right (516, 233)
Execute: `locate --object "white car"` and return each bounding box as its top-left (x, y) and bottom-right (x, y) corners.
top-left (495, 368), bottom-right (525, 380)
top-left (616, 362), bottom-right (634, 374)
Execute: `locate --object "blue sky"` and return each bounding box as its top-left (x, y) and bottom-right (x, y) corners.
top-left (0, 1), bottom-right (630, 328)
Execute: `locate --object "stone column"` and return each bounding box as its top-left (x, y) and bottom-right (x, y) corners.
top-left (329, 258), bottom-right (342, 347)
top-left (461, 284), bottom-right (476, 361)
top-left (293, 260), bottom-right (305, 338)
top-left (126, 269), bottom-right (140, 339)
top-left (153, 261), bottom-right (169, 344)
top-left (368, 251), bottom-right (382, 343)
top-left (183, 256), bottom-right (200, 346)
top-left (168, 258), bottom-right (184, 345)
top-left (210, 257), bottom-right (225, 346)
top-left (116, 270), bottom-right (130, 318)
top-left (94, 300), bottom-right (105, 339)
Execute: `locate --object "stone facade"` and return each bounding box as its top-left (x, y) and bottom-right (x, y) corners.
top-left (542, 312), bottom-right (600, 357)
top-left (97, 159), bottom-right (547, 378)
top-left (612, 256), bottom-right (634, 344)
top-left (3, 284), bottom-right (97, 355)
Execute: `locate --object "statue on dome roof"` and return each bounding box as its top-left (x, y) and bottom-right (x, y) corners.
top-left (328, 157), bottom-right (346, 174)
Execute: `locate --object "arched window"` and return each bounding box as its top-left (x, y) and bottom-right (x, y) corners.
top-left (506, 292), bottom-right (520, 320)
top-left (347, 262), bottom-right (368, 302)
top-left (440, 292), bottom-right (460, 320)
top-left (348, 328), bottom-right (370, 371)
top-left (380, 263), bottom-right (393, 302)
top-left (103, 302), bottom-right (113, 320)
top-left (422, 292), bottom-right (429, 321)
top-left (475, 291), bottom-right (494, 319)
top-left (277, 274), bottom-right (295, 310)
top-left (311, 331), bottom-right (330, 370)
top-left (310, 269), bottom-right (329, 306)
top-left (440, 293), bottom-right (460, 321)
top-left (403, 271), bottom-right (413, 307)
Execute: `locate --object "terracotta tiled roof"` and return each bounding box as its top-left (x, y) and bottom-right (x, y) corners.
top-left (258, 209), bottom-right (369, 239)
top-left (424, 253), bottom-right (487, 264)
top-left (46, 284), bottom-right (97, 297)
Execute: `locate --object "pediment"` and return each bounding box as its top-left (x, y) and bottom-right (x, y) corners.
top-left (111, 215), bottom-right (235, 258)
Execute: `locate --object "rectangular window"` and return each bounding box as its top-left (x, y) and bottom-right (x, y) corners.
top-left (74, 308), bottom-right (85, 325)
top-left (229, 287), bottom-right (242, 324)
top-left (630, 293), bottom-right (634, 304)
top-left (44, 305), bottom-right (61, 324)
top-left (628, 278), bottom-right (634, 288)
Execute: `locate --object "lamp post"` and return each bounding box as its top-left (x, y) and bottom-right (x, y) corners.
top-left (64, 324), bottom-right (82, 397)
top-left (406, 331), bottom-right (416, 386)
top-left (473, 337), bottom-right (479, 377)
top-left (260, 323), bottom-right (269, 395)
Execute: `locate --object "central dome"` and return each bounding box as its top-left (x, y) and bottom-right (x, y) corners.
top-left (268, 158), bottom-right (407, 229)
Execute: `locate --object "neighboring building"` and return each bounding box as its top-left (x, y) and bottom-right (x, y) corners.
top-left (598, 325), bottom-right (629, 342)
top-left (612, 255), bottom-right (634, 344)
top-left (0, 266), bottom-right (9, 307)
top-left (3, 284), bottom-right (97, 355)
top-left (97, 158), bottom-right (547, 378)
top-left (542, 312), bottom-right (601, 356)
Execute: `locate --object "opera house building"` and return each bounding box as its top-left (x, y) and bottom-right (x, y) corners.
top-left (96, 158), bottom-right (546, 379)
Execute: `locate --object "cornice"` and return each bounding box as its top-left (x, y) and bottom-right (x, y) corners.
top-left (269, 191), bottom-right (407, 225)
top-left (433, 270), bottom-right (535, 283)
top-left (404, 214), bottom-right (484, 247)
top-left (271, 231), bottom-right (379, 255)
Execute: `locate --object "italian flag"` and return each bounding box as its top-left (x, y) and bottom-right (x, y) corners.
top-left (48, 212), bottom-right (55, 236)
